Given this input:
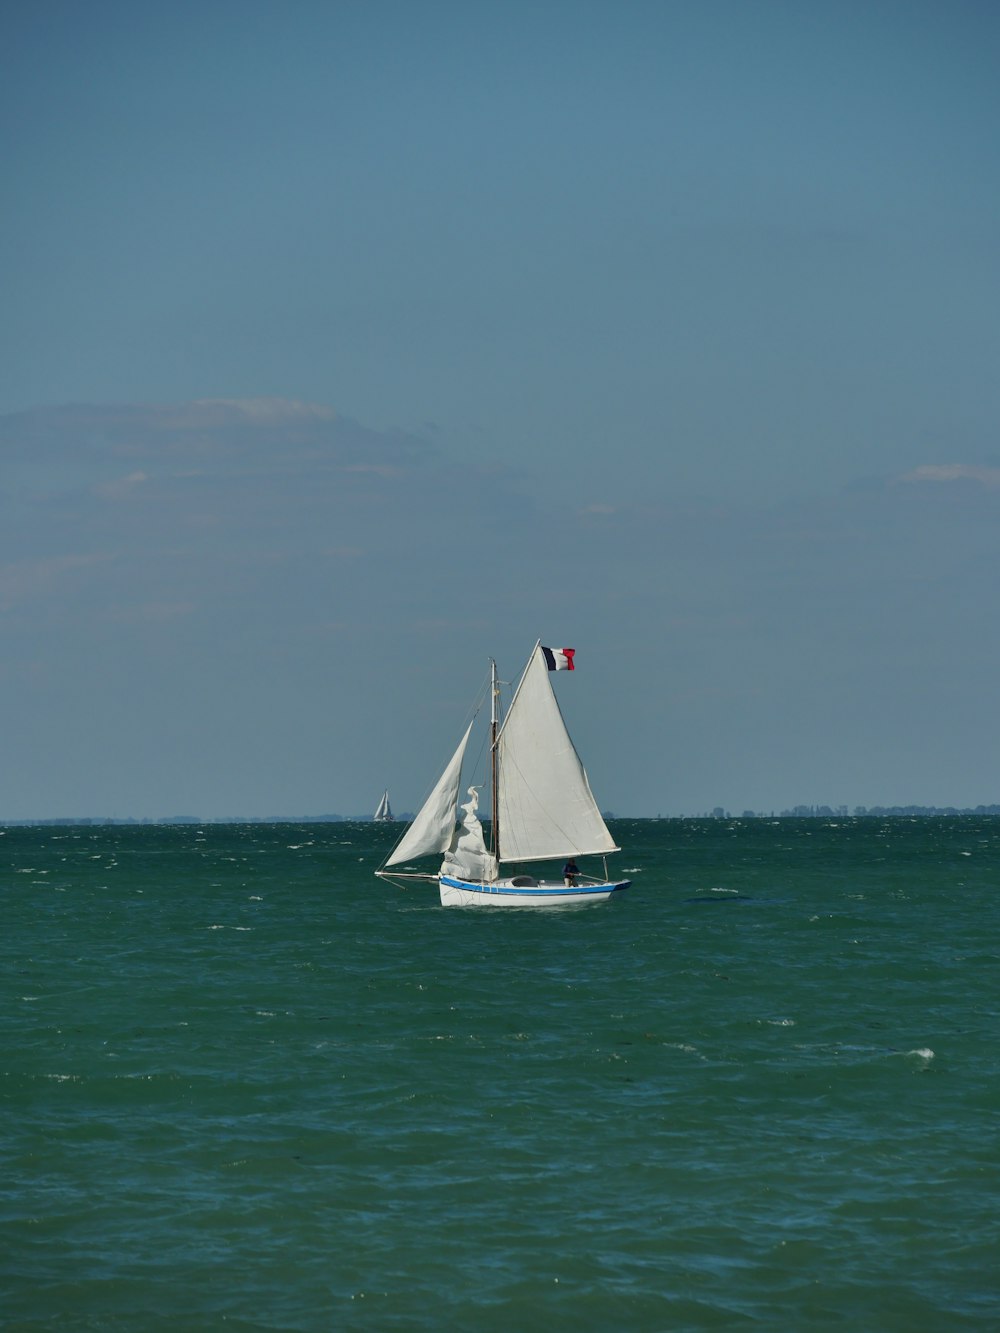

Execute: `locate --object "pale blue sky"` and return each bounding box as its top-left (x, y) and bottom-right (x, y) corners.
top-left (2, 1), bottom-right (999, 818)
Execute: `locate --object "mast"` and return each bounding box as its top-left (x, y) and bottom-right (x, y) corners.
top-left (490, 658), bottom-right (499, 861)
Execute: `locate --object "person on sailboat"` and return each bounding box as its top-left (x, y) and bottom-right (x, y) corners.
top-left (563, 858), bottom-right (579, 887)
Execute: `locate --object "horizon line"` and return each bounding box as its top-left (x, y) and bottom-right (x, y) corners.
top-left (3, 803), bottom-right (1000, 828)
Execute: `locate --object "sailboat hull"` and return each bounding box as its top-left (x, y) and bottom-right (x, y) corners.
top-left (439, 875), bottom-right (630, 908)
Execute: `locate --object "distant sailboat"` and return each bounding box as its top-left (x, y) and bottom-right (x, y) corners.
top-left (373, 790), bottom-right (394, 822)
top-left (376, 642), bottom-right (630, 907)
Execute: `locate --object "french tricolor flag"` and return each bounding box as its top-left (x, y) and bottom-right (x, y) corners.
top-left (541, 646), bottom-right (575, 671)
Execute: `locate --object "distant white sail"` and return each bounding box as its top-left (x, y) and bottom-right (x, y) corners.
top-left (495, 644), bottom-right (618, 863)
top-left (373, 790), bottom-right (393, 821)
top-left (385, 722), bottom-right (473, 867)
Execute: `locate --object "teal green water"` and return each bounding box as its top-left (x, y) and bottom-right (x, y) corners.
top-left (2, 818), bottom-right (998, 1330)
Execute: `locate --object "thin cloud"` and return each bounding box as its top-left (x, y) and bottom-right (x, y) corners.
top-left (0, 553), bottom-right (111, 612)
top-left (0, 398), bottom-right (434, 478)
top-left (343, 463), bottom-right (407, 478)
top-left (322, 546), bottom-right (364, 559)
top-left (93, 470), bottom-right (149, 500)
top-left (0, 398), bottom-right (536, 641)
top-left (104, 600), bottom-right (197, 623)
top-left (896, 464), bottom-right (1000, 488)
top-left (185, 398), bottom-right (337, 424)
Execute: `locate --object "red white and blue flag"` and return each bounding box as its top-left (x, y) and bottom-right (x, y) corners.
top-left (541, 646), bottom-right (575, 671)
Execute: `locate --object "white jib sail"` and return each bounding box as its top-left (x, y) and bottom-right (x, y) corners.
top-left (385, 722), bottom-right (473, 867)
top-left (496, 645), bottom-right (618, 863)
top-left (441, 786), bottom-right (498, 882)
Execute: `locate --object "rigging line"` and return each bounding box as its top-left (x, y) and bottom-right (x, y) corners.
top-left (466, 717), bottom-right (492, 794)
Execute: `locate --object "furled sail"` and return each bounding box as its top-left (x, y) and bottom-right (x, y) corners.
top-left (496, 645), bottom-right (618, 863)
top-left (441, 787), bottom-right (498, 882)
top-left (385, 722), bottom-right (473, 867)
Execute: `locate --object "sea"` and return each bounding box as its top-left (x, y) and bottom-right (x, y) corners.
top-left (2, 817), bottom-right (998, 1331)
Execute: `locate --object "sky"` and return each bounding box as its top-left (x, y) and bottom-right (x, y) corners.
top-left (2, 0), bottom-right (999, 820)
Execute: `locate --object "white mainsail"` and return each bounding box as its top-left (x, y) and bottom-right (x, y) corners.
top-left (384, 722), bottom-right (474, 867)
top-left (495, 644), bottom-right (618, 863)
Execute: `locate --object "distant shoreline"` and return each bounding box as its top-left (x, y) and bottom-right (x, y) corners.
top-left (3, 806), bottom-right (999, 828)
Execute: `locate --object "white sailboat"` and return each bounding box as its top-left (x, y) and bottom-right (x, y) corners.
top-left (375, 642), bottom-right (630, 907)
top-left (373, 790), bottom-right (394, 822)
